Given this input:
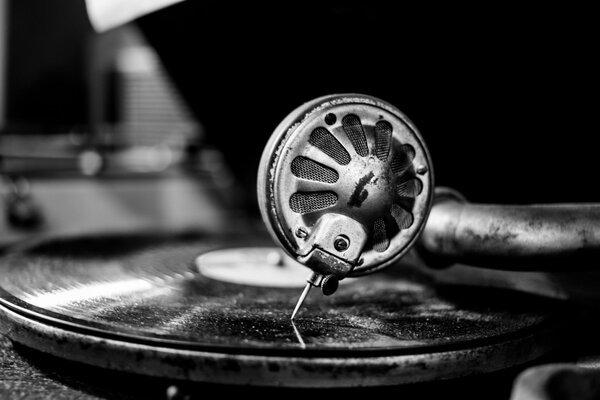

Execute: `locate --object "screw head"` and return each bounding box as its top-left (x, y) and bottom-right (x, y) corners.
top-left (333, 235), bottom-right (350, 252)
top-left (416, 165), bottom-right (428, 175)
top-left (295, 227), bottom-right (308, 239)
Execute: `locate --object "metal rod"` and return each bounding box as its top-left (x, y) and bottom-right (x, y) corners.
top-left (291, 282), bottom-right (312, 320)
top-left (419, 187), bottom-right (600, 271)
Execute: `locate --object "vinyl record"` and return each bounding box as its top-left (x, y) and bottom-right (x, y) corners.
top-left (0, 231), bottom-right (564, 387)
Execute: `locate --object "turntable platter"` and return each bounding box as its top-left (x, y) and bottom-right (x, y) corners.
top-left (0, 232), bottom-right (564, 387)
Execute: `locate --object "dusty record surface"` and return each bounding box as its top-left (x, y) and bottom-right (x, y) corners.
top-left (0, 231), bottom-right (566, 388)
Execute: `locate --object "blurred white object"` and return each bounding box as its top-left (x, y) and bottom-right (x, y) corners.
top-left (85, 0), bottom-right (185, 32)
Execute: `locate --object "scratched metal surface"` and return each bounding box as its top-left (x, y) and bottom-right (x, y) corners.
top-left (0, 332), bottom-right (526, 400)
top-left (0, 232), bottom-right (561, 355)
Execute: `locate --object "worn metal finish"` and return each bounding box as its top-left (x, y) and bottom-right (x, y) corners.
top-left (297, 214), bottom-right (368, 275)
top-left (420, 187), bottom-right (600, 270)
top-left (0, 233), bottom-right (564, 387)
top-left (257, 94), bottom-right (434, 278)
top-left (511, 363), bottom-right (600, 400)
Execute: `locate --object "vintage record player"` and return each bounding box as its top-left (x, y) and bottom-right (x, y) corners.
top-left (2, 94), bottom-right (600, 400)
top-left (2, 2), bottom-right (600, 397)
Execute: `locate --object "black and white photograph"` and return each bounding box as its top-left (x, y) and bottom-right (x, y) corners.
top-left (0, 1), bottom-right (598, 399)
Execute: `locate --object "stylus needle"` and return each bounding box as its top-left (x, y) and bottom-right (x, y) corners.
top-left (291, 282), bottom-right (312, 320)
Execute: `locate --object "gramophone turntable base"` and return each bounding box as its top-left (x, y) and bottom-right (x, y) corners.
top-left (0, 232), bottom-right (565, 388)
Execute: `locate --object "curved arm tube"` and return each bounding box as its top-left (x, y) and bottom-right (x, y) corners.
top-left (418, 190), bottom-right (600, 271)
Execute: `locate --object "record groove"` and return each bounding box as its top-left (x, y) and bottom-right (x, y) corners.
top-left (0, 232), bottom-right (565, 386)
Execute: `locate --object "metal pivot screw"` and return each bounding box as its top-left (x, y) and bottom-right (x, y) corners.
top-left (333, 235), bottom-right (350, 252)
top-left (295, 227), bottom-right (308, 239)
top-left (416, 165), bottom-right (428, 175)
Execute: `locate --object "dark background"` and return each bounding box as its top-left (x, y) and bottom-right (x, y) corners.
top-left (4, 0), bottom-right (598, 210)
top-left (5, 0), bottom-right (92, 131)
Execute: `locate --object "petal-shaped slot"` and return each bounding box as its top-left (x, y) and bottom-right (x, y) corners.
top-left (396, 178), bottom-right (423, 198)
top-left (291, 156), bottom-right (338, 183)
top-left (374, 120), bottom-right (392, 161)
top-left (395, 196), bottom-right (416, 212)
top-left (289, 191), bottom-right (338, 214)
top-left (341, 114), bottom-right (369, 157)
top-left (390, 144), bottom-right (415, 175)
top-left (372, 217), bottom-right (390, 252)
top-left (309, 127), bottom-right (351, 165)
top-left (390, 203), bottom-right (414, 230)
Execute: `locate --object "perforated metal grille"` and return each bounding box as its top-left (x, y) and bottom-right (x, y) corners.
top-left (374, 121), bottom-right (392, 161)
top-left (289, 192), bottom-right (338, 214)
top-left (396, 178), bottom-right (423, 198)
top-left (309, 127), bottom-right (351, 165)
top-left (342, 114), bottom-right (369, 156)
top-left (372, 217), bottom-right (390, 252)
top-left (390, 144), bottom-right (416, 174)
top-left (276, 104), bottom-right (428, 267)
top-left (291, 156), bottom-right (339, 183)
top-left (390, 203), bottom-right (414, 230)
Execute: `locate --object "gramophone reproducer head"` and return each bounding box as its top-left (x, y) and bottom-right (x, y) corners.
top-left (257, 94), bottom-right (433, 305)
